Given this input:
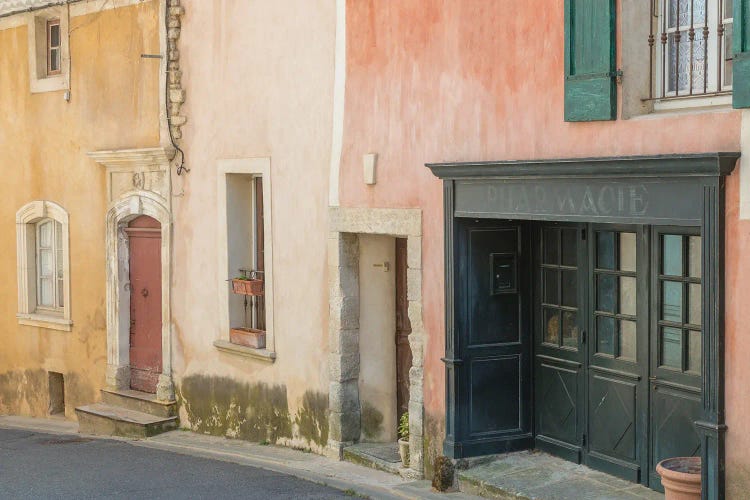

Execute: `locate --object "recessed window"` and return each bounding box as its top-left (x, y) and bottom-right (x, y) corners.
top-left (650, 0), bottom-right (733, 99)
top-left (16, 201), bottom-right (72, 331)
top-left (47, 19), bottom-right (61, 76)
top-left (227, 174), bottom-right (266, 348)
top-left (28, 10), bottom-right (69, 93)
top-left (36, 219), bottom-right (64, 311)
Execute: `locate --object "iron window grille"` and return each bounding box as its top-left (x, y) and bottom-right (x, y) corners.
top-left (649, 0), bottom-right (733, 100)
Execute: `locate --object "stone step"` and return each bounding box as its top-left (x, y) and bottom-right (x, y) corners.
top-left (75, 403), bottom-right (178, 439)
top-left (100, 388), bottom-right (177, 418)
top-left (343, 443), bottom-right (403, 475)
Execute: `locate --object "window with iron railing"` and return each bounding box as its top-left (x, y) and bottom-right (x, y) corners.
top-left (649, 0), bottom-right (733, 100)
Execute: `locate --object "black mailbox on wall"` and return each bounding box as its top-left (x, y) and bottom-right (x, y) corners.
top-left (490, 253), bottom-right (517, 295)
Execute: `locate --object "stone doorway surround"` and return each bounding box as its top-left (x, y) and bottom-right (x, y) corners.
top-left (88, 148), bottom-right (175, 401)
top-left (327, 207), bottom-right (425, 478)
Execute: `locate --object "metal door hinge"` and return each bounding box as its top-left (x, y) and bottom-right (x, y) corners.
top-left (610, 69), bottom-right (624, 84)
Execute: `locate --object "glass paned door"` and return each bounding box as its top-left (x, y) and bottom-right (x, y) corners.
top-left (648, 227), bottom-right (703, 491)
top-left (585, 226), bottom-right (649, 483)
top-left (534, 224), bottom-right (587, 463)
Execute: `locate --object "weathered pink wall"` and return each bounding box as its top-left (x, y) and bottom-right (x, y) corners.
top-left (339, 0), bottom-right (747, 477)
top-left (724, 172), bottom-right (750, 497)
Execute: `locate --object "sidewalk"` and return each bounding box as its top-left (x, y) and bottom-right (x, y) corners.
top-left (0, 416), bottom-right (477, 500)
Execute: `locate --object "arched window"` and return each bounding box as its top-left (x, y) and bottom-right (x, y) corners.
top-left (16, 201), bottom-right (72, 331)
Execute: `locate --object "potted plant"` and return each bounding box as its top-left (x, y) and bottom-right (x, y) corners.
top-left (231, 274), bottom-right (264, 296)
top-left (229, 269), bottom-right (266, 348)
top-left (397, 411), bottom-right (410, 467)
top-left (229, 326), bottom-right (266, 349)
top-left (656, 456), bottom-right (701, 500)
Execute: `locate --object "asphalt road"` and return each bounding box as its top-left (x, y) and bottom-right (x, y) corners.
top-left (0, 428), bottom-right (351, 499)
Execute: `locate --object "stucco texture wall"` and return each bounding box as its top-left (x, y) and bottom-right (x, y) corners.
top-left (172, 0), bottom-right (336, 451)
top-left (339, 0), bottom-right (746, 477)
top-left (0, 1), bottom-right (161, 418)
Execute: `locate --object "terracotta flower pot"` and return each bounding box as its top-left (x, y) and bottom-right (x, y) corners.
top-left (656, 457), bottom-right (701, 500)
top-left (398, 438), bottom-right (409, 467)
top-left (231, 278), bottom-right (264, 296)
top-left (230, 327), bottom-right (266, 349)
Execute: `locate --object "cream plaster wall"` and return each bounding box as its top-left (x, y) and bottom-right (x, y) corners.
top-left (357, 234), bottom-right (397, 443)
top-left (0, 1), bottom-right (161, 418)
top-left (172, 0), bottom-right (336, 450)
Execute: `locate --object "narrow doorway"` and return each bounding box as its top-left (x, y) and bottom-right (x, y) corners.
top-left (345, 234), bottom-right (414, 471)
top-left (125, 215), bottom-right (163, 394)
top-left (395, 238), bottom-right (412, 424)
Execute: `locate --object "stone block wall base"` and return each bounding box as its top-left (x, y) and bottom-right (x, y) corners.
top-left (399, 467), bottom-right (424, 480)
top-left (106, 364), bottom-right (130, 391)
top-left (156, 374), bottom-right (175, 402)
top-left (325, 440), bottom-right (353, 460)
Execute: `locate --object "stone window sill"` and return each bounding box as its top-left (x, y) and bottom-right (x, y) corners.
top-left (17, 313), bottom-right (73, 332)
top-left (213, 339), bottom-right (276, 363)
top-left (30, 74), bottom-right (69, 94)
top-left (651, 94), bottom-right (732, 114)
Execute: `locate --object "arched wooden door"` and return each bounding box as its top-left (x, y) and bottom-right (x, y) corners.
top-left (125, 215), bottom-right (162, 393)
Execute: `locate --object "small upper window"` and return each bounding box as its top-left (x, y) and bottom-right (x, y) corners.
top-left (47, 19), bottom-right (61, 76)
top-left (650, 0), bottom-right (733, 99)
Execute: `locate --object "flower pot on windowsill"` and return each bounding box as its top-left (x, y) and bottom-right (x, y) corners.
top-left (656, 457), bottom-right (701, 500)
top-left (398, 438), bottom-right (409, 467)
top-left (231, 278), bottom-right (264, 296)
top-left (229, 327), bottom-right (266, 349)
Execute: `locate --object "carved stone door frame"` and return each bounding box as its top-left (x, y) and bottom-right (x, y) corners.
top-left (89, 147), bottom-right (175, 401)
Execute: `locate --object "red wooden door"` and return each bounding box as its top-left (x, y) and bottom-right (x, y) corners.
top-left (125, 216), bottom-right (162, 393)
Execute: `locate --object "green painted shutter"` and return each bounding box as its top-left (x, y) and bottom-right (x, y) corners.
top-left (564, 0), bottom-right (617, 122)
top-left (734, 0), bottom-right (750, 108)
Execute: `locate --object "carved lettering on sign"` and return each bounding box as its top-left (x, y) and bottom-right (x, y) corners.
top-left (484, 183), bottom-right (650, 217)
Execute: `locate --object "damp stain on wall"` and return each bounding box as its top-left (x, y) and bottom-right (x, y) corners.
top-left (360, 400), bottom-right (384, 440)
top-left (177, 375), bottom-right (293, 443)
top-left (295, 390), bottom-right (329, 447)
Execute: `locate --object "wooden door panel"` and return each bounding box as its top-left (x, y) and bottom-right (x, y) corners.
top-left (467, 231), bottom-right (520, 347)
top-left (536, 361), bottom-right (579, 446)
top-left (469, 356), bottom-right (521, 436)
top-left (649, 384), bottom-right (702, 489)
top-left (588, 373), bottom-right (637, 462)
top-left (127, 216), bottom-right (162, 394)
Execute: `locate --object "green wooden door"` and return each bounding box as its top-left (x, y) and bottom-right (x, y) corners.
top-left (534, 224), bottom-right (650, 484)
top-left (648, 228), bottom-right (704, 492)
top-left (534, 224), bottom-right (587, 463)
top-left (454, 219), bottom-right (532, 456)
top-left (585, 226), bottom-right (649, 483)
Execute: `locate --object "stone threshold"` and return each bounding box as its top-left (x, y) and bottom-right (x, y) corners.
top-left (457, 450), bottom-right (664, 500)
top-left (344, 442), bottom-right (418, 479)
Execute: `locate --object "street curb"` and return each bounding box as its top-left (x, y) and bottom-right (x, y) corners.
top-left (0, 417), bottom-right (409, 499)
top-left (131, 438), bottom-right (412, 500)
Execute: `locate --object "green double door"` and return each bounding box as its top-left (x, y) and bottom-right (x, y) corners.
top-left (533, 223), bottom-right (703, 489)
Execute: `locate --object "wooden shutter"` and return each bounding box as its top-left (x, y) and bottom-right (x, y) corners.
top-left (564, 0), bottom-right (617, 122)
top-left (734, 0), bottom-right (750, 108)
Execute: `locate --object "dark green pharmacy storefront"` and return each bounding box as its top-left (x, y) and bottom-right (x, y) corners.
top-left (427, 154), bottom-right (738, 498)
